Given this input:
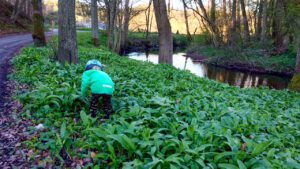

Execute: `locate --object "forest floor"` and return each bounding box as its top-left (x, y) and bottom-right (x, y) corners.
top-left (0, 34), bottom-right (33, 168)
top-left (186, 45), bottom-right (296, 77)
top-left (8, 32), bottom-right (300, 168)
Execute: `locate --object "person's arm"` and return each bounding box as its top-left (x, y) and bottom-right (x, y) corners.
top-left (81, 72), bottom-right (89, 97)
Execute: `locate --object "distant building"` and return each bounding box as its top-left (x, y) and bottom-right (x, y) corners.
top-left (76, 21), bottom-right (106, 30)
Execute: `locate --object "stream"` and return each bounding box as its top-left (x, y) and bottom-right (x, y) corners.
top-left (127, 52), bottom-right (291, 89)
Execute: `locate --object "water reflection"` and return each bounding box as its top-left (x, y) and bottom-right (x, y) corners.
top-left (127, 52), bottom-right (291, 89)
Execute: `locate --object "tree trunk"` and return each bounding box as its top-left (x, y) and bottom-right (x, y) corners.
top-left (119, 0), bottom-right (130, 55)
top-left (253, 1), bottom-right (259, 33)
top-left (105, 0), bottom-right (118, 50)
top-left (296, 40), bottom-right (300, 74)
top-left (289, 36), bottom-right (300, 91)
top-left (261, 0), bottom-right (267, 43)
top-left (116, 3), bottom-right (123, 54)
top-left (229, 0), bottom-right (232, 16)
top-left (266, 0), bottom-right (274, 38)
top-left (236, 0), bottom-right (241, 31)
top-left (24, 0), bottom-right (29, 16)
top-left (210, 0), bottom-right (217, 38)
top-left (11, 0), bottom-right (25, 23)
top-left (58, 0), bottom-right (78, 64)
top-left (149, 15), bottom-right (153, 34)
top-left (240, 0), bottom-right (250, 43)
top-left (230, 0), bottom-right (238, 44)
top-left (167, 0), bottom-right (171, 15)
top-left (256, 0), bottom-right (263, 39)
top-left (11, 0), bottom-right (20, 20)
top-left (91, 0), bottom-right (99, 46)
top-left (112, 2), bottom-right (120, 52)
top-left (153, 0), bottom-right (173, 64)
top-left (248, 0), bottom-right (255, 34)
top-left (197, 0), bottom-right (220, 46)
top-left (145, 0), bottom-right (152, 40)
top-left (31, 0), bottom-right (46, 47)
top-left (272, 0), bottom-right (286, 50)
top-left (294, 33), bottom-right (300, 74)
top-left (222, 0), bottom-right (228, 42)
top-left (182, 0), bottom-right (192, 41)
top-left (26, 0), bottom-right (33, 18)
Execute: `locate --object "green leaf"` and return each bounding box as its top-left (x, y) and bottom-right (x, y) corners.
top-left (80, 110), bottom-right (89, 126)
top-left (195, 158), bottom-right (206, 167)
top-left (286, 158), bottom-right (300, 169)
top-left (267, 148), bottom-right (275, 158)
top-left (252, 141), bottom-right (272, 156)
top-left (92, 165), bottom-right (100, 169)
top-left (165, 153), bottom-right (183, 166)
top-left (218, 163), bottom-right (239, 169)
top-left (196, 144), bottom-right (214, 151)
top-left (144, 157), bottom-right (163, 169)
top-left (214, 152), bottom-right (237, 162)
top-left (170, 164), bottom-right (179, 169)
top-left (121, 134), bottom-right (136, 152)
top-left (60, 121), bottom-right (66, 138)
top-left (237, 160), bottom-right (247, 169)
top-left (107, 142), bottom-right (116, 161)
top-left (244, 158), bottom-right (261, 168)
top-left (86, 127), bottom-right (109, 139)
top-left (107, 134), bottom-right (136, 153)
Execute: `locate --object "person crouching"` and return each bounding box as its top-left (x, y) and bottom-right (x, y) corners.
top-left (81, 59), bottom-right (115, 119)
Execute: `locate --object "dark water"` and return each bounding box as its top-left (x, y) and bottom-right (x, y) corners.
top-left (128, 52), bottom-right (291, 89)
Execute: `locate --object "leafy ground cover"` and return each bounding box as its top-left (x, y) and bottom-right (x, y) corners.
top-left (11, 33), bottom-right (300, 168)
top-left (187, 45), bottom-right (296, 76)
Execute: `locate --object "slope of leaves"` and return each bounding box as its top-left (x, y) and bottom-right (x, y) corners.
top-left (11, 44), bottom-right (300, 168)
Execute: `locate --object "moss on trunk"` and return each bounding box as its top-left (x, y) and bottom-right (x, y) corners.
top-left (289, 73), bottom-right (300, 92)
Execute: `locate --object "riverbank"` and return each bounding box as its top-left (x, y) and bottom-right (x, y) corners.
top-left (187, 45), bottom-right (296, 77)
top-left (127, 52), bottom-right (292, 89)
top-left (127, 32), bottom-right (296, 77)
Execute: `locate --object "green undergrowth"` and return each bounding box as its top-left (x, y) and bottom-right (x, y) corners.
top-left (11, 33), bottom-right (300, 168)
top-left (127, 32), bottom-right (197, 52)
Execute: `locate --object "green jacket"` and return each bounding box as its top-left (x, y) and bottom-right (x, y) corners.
top-left (81, 69), bottom-right (115, 97)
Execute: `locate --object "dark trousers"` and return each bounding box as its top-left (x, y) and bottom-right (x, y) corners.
top-left (90, 94), bottom-right (112, 118)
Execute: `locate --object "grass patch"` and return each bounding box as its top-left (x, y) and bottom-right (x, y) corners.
top-left (127, 32), bottom-right (203, 53)
top-left (11, 32), bottom-right (300, 168)
top-left (71, 29), bottom-right (204, 53)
